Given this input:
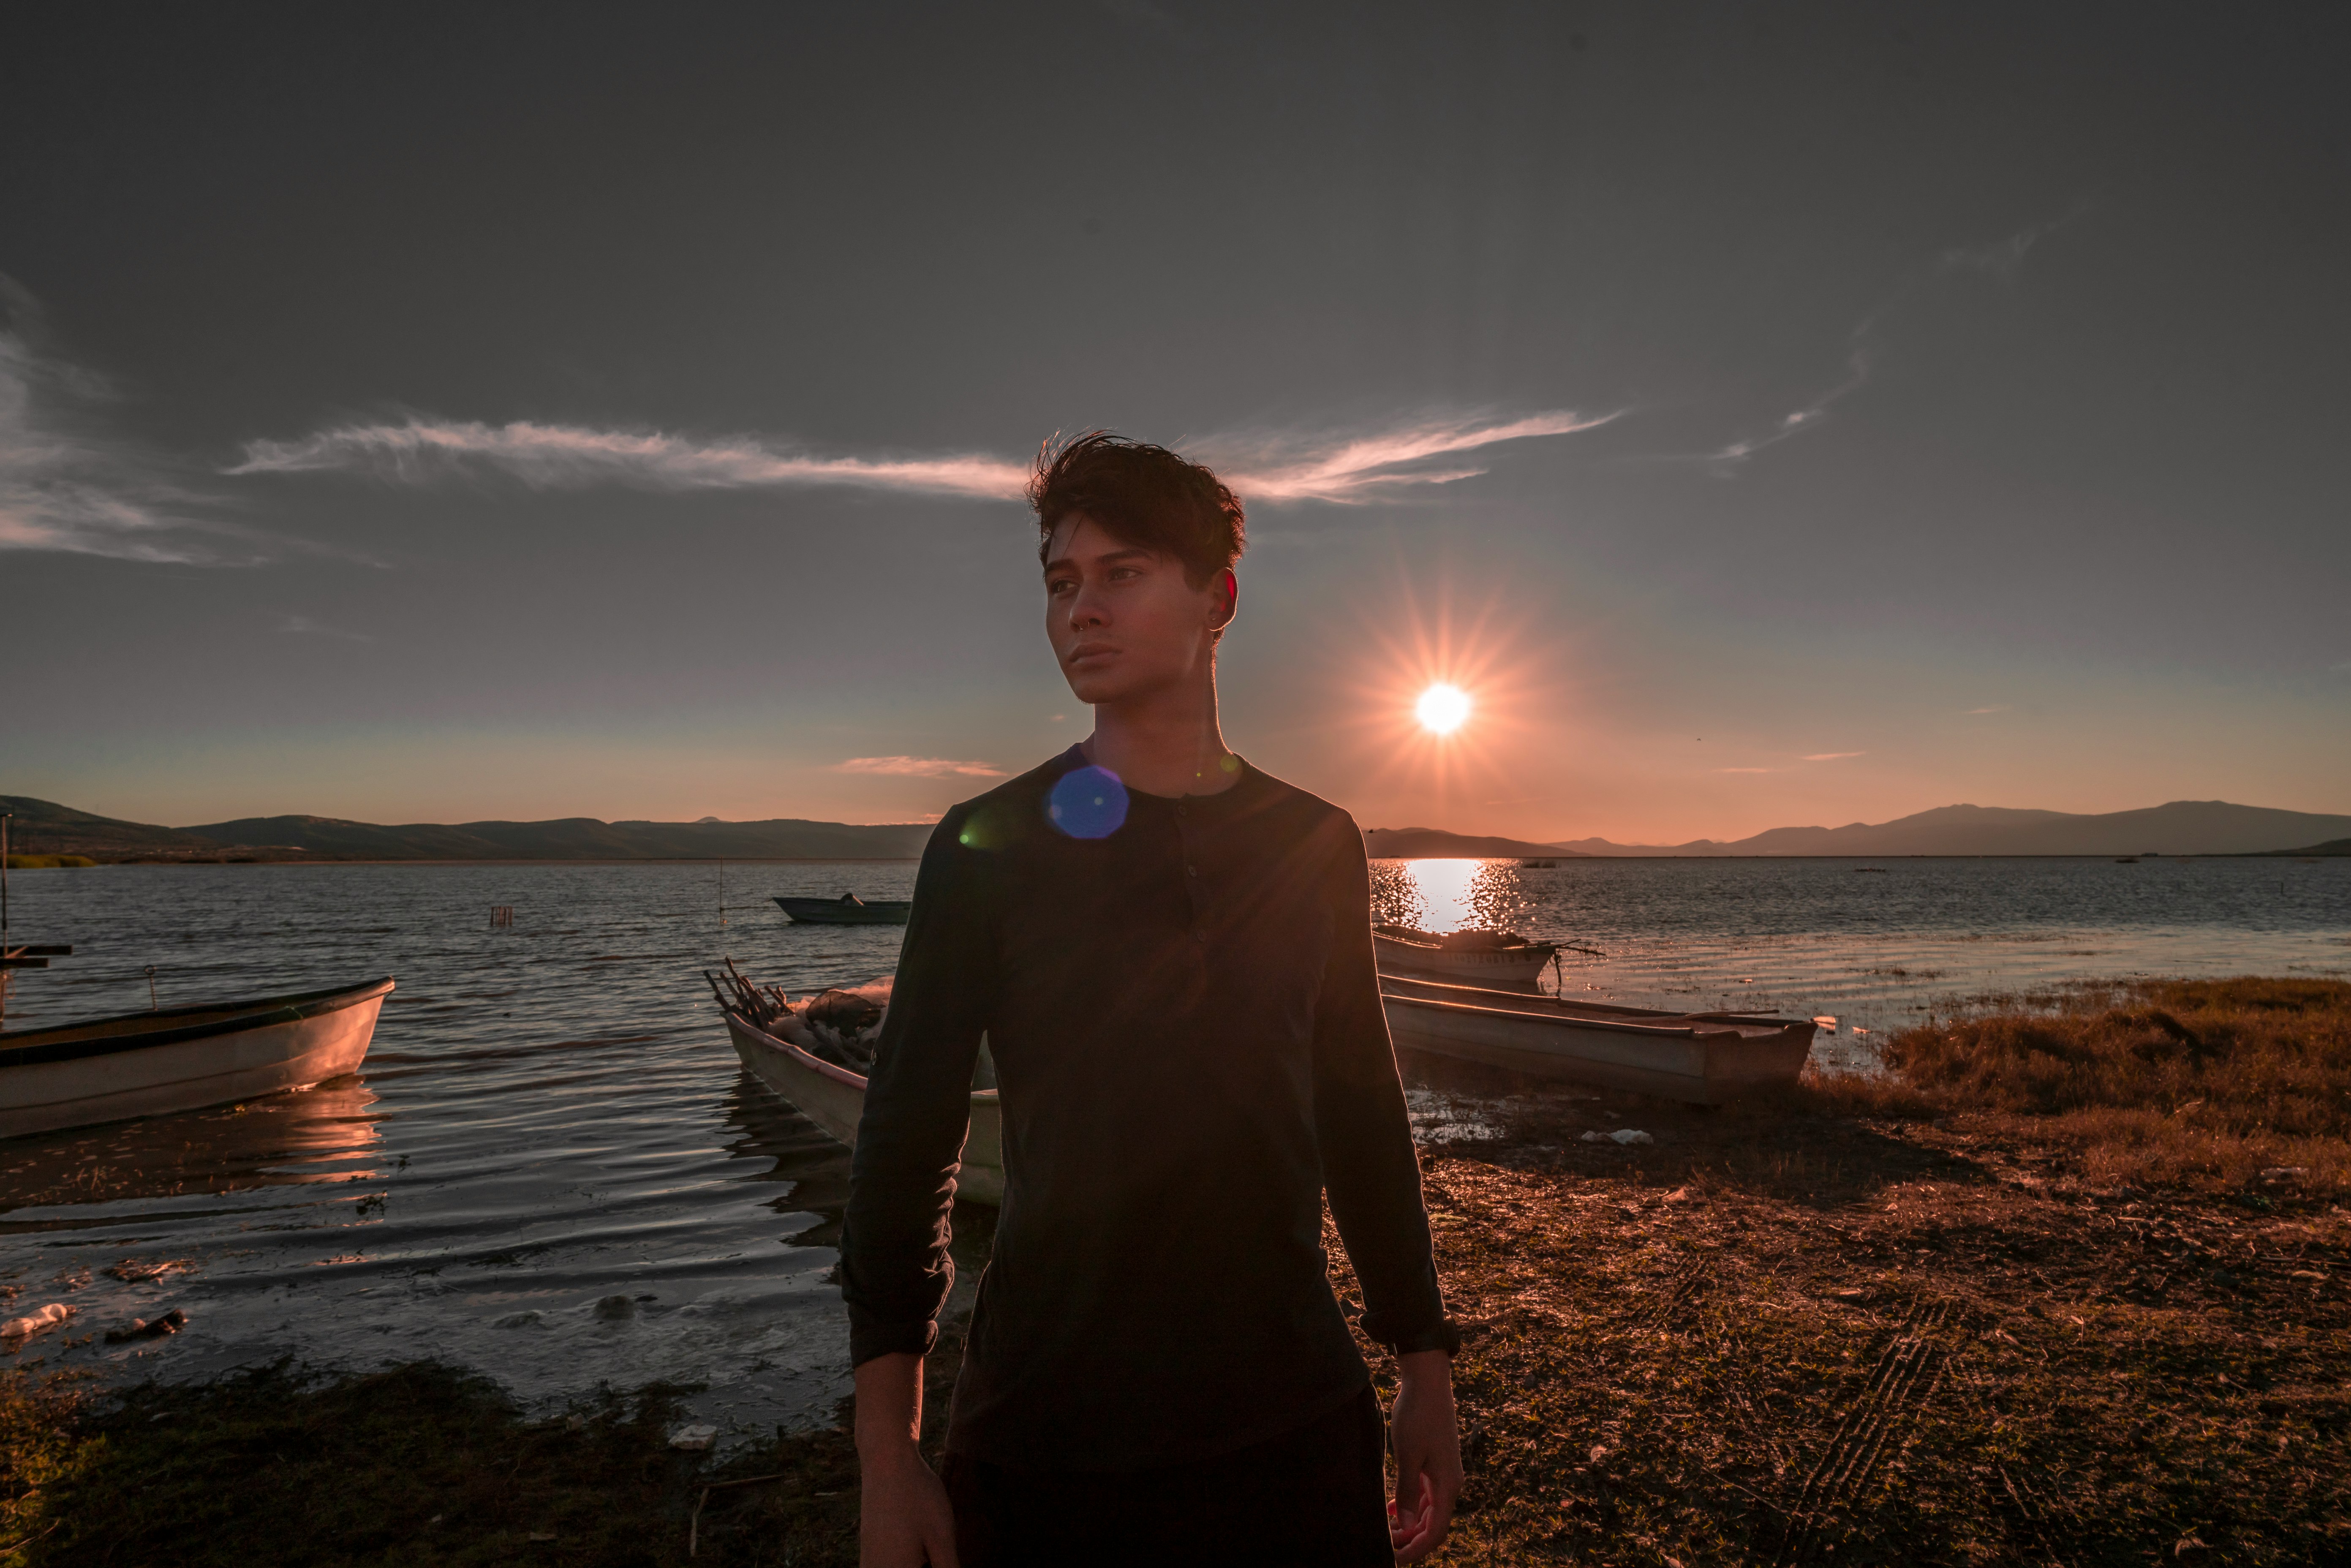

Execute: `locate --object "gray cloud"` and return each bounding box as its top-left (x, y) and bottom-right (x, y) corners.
top-left (1703, 215), bottom-right (2074, 470)
top-left (230, 408), bottom-right (1619, 508)
top-left (0, 287), bottom-right (212, 562)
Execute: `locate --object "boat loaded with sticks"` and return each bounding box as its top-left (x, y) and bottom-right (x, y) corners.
top-left (1378, 972), bottom-right (1815, 1104)
top-left (705, 961), bottom-right (1002, 1204)
top-left (772, 893), bottom-right (914, 926)
top-left (0, 977), bottom-right (395, 1139)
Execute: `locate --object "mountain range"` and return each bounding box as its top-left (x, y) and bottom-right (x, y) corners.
top-left (0, 797), bottom-right (931, 861)
top-left (1374, 801), bottom-right (2351, 859)
top-left (5, 795), bottom-right (2347, 863)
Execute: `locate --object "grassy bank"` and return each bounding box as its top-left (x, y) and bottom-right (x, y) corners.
top-left (0, 856), bottom-right (95, 870)
top-left (7, 979), bottom-right (2346, 1564)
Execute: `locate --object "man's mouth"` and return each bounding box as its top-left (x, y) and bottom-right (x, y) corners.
top-left (1066, 641), bottom-right (1117, 667)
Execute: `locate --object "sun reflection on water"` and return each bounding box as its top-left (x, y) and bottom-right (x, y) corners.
top-left (1369, 858), bottom-right (1530, 935)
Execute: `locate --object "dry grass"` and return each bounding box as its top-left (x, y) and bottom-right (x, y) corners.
top-left (1808, 977), bottom-right (2351, 1198)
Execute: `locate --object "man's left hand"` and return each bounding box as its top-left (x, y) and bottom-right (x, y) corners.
top-left (1388, 1348), bottom-right (1461, 1563)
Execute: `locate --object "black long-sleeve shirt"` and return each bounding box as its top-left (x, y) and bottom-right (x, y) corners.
top-left (839, 746), bottom-right (1453, 1472)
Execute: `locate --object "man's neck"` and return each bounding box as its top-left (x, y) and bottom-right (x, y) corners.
top-left (1081, 677), bottom-right (1239, 799)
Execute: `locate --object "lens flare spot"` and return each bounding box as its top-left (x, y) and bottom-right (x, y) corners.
top-left (1415, 683), bottom-right (1471, 735)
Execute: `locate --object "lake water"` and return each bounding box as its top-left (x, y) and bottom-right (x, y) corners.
top-left (2, 855), bottom-right (2345, 1439)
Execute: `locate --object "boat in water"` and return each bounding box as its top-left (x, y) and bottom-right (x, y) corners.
top-left (0, 978), bottom-right (394, 1139)
top-left (1378, 973), bottom-right (1815, 1104)
top-left (706, 967), bottom-right (1001, 1204)
top-left (773, 893), bottom-right (914, 926)
top-left (1373, 924), bottom-right (1559, 989)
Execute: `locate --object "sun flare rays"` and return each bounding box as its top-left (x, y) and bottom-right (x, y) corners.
top-left (1323, 573), bottom-right (1564, 825)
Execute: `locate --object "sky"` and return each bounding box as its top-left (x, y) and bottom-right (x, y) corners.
top-left (3, 2), bottom-right (2346, 843)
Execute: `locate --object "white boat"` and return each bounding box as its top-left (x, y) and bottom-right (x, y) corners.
top-left (0, 978), bottom-right (394, 1140)
top-left (716, 1003), bottom-right (1004, 1206)
top-left (1374, 924), bottom-right (1559, 989)
top-left (1379, 973), bottom-right (1815, 1104)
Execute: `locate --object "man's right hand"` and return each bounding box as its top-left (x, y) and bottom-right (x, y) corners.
top-left (854, 1351), bottom-right (958, 1566)
top-left (857, 1444), bottom-right (958, 1568)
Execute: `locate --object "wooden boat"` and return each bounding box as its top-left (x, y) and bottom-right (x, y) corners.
top-left (774, 894), bottom-right (914, 926)
top-left (716, 1002), bottom-right (1003, 1205)
top-left (0, 978), bottom-right (394, 1139)
top-left (1374, 924), bottom-right (1558, 989)
top-left (1379, 973), bottom-right (1815, 1104)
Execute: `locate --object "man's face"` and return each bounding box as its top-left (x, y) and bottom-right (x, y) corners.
top-left (1043, 514), bottom-right (1233, 707)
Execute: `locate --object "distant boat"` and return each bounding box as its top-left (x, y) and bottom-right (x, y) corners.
top-left (774, 893), bottom-right (914, 926)
top-left (707, 974), bottom-right (1001, 1205)
top-left (1379, 973), bottom-right (1815, 1104)
top-left (0, 978), bottom-right (393, 1139)
top-left (1518, 858), bottom-right (1559, 869)
top-left (1854, 867), bottom-right (1889, 873)
top-left (1374, 924), bottom-right (1559, 989)
top-left (2114, 856), bottom-right (2140, 864)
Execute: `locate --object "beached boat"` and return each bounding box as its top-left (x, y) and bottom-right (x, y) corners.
top-left (1374, 924), bottom-right (1559, 989)
top-left (773, 894), bottom-right (914, 926)
top-left (0, 978), bottom-right (394, 1140)
top-left (1379, 973), bottom-right (1815, 1104)
top-left (713, 999), bottom-right (1003, 1205)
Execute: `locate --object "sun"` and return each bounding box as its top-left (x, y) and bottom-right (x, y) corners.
top-left (1415, 682), bottom-right (1472, 735)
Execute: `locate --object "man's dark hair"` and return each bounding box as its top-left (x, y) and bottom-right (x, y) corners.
top-left (1030, 432), bottom-right (1246, 588)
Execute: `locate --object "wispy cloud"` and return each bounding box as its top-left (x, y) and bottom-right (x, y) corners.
top-left (1715, 767), bottom-right (1775, 774)
top-left (1205, 410), bottom-right (1622, 502)
top-left (834, 756), bottom-right (1007, 778)
top-left (227, 407), bottom-right (1620, 508)
top-left (0, 281), bottom-right (230, 563)
top-left (231, 420), bottom-right (1031, 500)
top-left (1802, 751), bottom-right (1864, 761)
top-left (1961, 704), bottom-right (2010, 715)
top-left (1703, 212), bottom-right (2076, 470)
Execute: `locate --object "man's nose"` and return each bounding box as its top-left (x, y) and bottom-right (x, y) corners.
top-left (1067, 584), bottom-right (1110, 630)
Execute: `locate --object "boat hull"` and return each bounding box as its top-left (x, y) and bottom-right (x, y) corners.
top-left (1374, 931), bottom-right (1555, 988)
top-left (721, 1008), bottom-right (1002, 1205)
top-left (0, 979), bottom-right (394, 1139)
top-left (773, 896), bottom-right (914, 926)
top-left (1380, 976), bottom-right (1813, 1105)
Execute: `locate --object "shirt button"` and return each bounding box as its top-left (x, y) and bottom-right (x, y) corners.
top-left (1177, 805), bottom-right (1188, 817)
top-left (1192, 928), bottom-right (1208, 943)
top-left (1187, 865), bottom-right (1198, 877)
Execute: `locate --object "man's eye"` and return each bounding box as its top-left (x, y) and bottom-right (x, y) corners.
top-left (1109, 567), bottom-right (1139, 581)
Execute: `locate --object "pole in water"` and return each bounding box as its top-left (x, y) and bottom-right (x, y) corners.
top-left (2, 810), bottom-right (11, 943)
top-left (145, 965), bottom-right (158, 1010)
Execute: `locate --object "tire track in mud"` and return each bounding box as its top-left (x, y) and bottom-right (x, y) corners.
top-left (1765, 1296), bottom-right (1955, 1567)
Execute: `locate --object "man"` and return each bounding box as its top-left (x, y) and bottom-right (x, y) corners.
top-left (844, 433), bottom-right (1461, 1566)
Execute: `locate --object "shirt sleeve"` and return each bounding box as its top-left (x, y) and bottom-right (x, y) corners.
top-left (838, 809), bottom-right (995, 1367)
top-left (1311, 820), bottom-right (1460, 1357)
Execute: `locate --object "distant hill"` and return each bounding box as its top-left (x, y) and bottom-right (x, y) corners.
top-left (0, 796), bottom-right (217, 859)
top-left (0, 797), bottom-right (932, 861)
top-left (1554, 801), bottom-right (2351, 857)
top-left (2261, 837), bottom-right (2351, 857)
top-left (181, 813), bottom-right (934, 860)
top-left (1364, 827), bottom-right (1586, 860)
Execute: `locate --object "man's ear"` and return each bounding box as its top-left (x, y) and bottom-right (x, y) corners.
top-left (1211, 568), bottom-right (1238, 630)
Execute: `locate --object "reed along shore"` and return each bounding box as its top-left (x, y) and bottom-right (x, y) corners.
top-left (6, 978), bottom-right (2346, 1565)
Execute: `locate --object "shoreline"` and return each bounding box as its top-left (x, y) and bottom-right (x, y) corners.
top-left (7, 978), bottom-right (2345, 1563)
